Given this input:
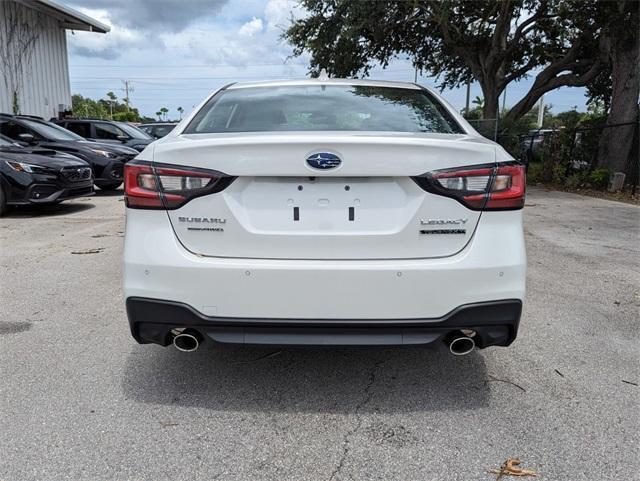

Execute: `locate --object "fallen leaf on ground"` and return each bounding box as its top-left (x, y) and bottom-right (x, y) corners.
top-left (71, 248), bottom-right (104, 254)
top-left (489, 458), bottom-right (538, 478)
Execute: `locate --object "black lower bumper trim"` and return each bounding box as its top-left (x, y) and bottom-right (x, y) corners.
top-left (126, 297), bottom-right (522, 348)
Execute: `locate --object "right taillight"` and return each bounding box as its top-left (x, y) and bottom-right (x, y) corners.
top-left (412, 162), bottom-right (525, 211)
top-left (125, 161), bottom-right (235, 209)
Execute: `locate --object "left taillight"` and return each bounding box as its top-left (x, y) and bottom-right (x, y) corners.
top-left (124, 162), bottom-right (235, 209)
top-left (412, 162), bottom-right (526, 211)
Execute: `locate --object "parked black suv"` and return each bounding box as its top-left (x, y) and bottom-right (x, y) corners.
top-left (54, 119), bottom-right (153, 152)
top-left (0, 134), bottom-right (93, 216)
top-left (0, 114), bottom-right (138, 190)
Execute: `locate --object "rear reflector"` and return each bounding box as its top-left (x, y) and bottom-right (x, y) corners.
top-left (125, 161), bottom-right (235, 209)
top-left (413, 162), bottom-right (525, 210)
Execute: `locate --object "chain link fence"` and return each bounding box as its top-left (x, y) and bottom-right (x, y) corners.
top-left (465, 117), bottom-right (639, 193)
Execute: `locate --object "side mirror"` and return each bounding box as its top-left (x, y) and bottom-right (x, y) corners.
top-left (18, 133), bottom-right (36, 144)
top-left (116, 135), bottom-right (129, 142)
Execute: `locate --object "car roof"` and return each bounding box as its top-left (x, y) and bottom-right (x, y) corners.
top-left (61, 119), bottom-right (111, 123)
top-left (225, 78), bottom-right (422, 91)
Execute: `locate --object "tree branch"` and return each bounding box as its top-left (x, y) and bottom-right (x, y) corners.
top-left (492, 0), bottom-right (513, 52)
top-left (504, 40), bottom-right (606, 125)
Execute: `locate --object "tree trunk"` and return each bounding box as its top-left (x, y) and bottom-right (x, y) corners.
top-left (477, 79), bottom-right (500, 139)
top-left (597, 28), bottom-right (640, 173)
top-left (481, 85), bottom-right (500, 122)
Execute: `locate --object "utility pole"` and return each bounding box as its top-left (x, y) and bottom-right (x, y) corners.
top-left (537, 94), bottom-right (545, 128)
top-left (465, 81), bottom-right (471, 116)
top-left (122, 80), bottom-right (133, 112)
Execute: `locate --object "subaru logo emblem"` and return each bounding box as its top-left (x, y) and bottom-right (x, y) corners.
top-left (306, 152), bottom-right (342, 170)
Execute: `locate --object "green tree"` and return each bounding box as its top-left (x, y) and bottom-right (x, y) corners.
top-left (105, 91), bottom-right (117, 119)
top-left (72, 94), bottom-right (107, 119)
top-left (177, 106), bottom-right (184, 120)
top-left (159, 107), bottom-right (169, 121)
top-left (284, 0), bottom-right (608, 125)
top-left (71, 93), bottom-right (141, 122)
top-left (156, 111), bottom-right (162, 121)
top-left (472, 96), bottom-right (484, 110)
top-left (592, 1), bottom-right (639, 173)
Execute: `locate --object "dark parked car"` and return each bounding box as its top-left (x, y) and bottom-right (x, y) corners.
top-left (0, 114), bottom-right (138, 190)
top-left (54, 119), bottom-right (153, 152)
top-left (0, 134), bottom-right (93, 216)
top-left (138, 122), bottom-right (177, 139)
top-left (521, 129), bottom-right (554, 163)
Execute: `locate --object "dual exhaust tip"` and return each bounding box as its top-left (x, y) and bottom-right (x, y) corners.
top-left (445, 330), bottom-right (476, 356)
top-left (172, 330), bottom-right (201, 352)
top-left (171, 329), bottom-right (475, 355)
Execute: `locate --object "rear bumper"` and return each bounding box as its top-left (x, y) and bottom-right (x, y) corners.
top-left (123, 209), bottom-right (526, 320)
top-left (127, 297), bottom-right (522, 348)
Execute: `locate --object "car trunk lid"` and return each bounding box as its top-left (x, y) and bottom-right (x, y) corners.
top-left (155, 132), bottom-right (496, 260)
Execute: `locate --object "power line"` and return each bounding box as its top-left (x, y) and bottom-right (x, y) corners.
top-left (70, 63), bottom-right (304, 68)
top-left (71, 86), bottom-right (215, 91)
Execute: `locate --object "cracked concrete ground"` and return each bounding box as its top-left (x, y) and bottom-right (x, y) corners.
top-left (0, 187), bottom-right (638, 480)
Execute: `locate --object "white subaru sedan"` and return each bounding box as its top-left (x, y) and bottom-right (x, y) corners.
top-left (123, 79), bottom-right (525, 355)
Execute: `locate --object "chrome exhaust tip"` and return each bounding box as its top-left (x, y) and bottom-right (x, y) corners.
top-left (448, 336), bottom-right (475, 356)
top-left (173, 331), bottom-right (201, 352)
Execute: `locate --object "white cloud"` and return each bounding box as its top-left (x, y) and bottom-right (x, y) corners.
top-left (265, 0), bottom-right (305, 30)
top-left (68, 8), bottom-right (148, 59)
top-left (168, 0), bottom-right (307, 68)
top-left (238, 17), bottom-right (263, 37)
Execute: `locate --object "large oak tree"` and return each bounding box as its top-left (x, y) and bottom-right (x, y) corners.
top-left (593, 1), bottom-right (639, 173)
top-left (284, 0), bottom-right (609, 125)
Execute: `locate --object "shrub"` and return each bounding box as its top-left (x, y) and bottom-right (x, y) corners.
top-left (527, 162), bottom-right (544, 184)
top-left (588, 168), bottom-right (610, 188)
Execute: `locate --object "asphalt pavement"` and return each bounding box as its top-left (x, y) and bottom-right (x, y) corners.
top-left (0, 187), bottom-right (638, 481)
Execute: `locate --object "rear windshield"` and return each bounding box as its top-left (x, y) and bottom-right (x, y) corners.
top-left (185, 85), bottom-right (463, 134)
top-left (23, 119), bottom-right (85, 141)
top-left (115, 122), bottom-right (152, 139)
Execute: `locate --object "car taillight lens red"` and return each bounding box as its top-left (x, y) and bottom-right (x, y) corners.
top-left (125, 162), bottom-right (234, 209)
top-left (413, 162), bottom-right (525, 210)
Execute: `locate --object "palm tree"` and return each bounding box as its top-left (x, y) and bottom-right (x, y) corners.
top-left (156, 111), bottom-right (162, 121)
top-left (472, 96), bottom-right (484, 109)
top-left (177, 106), bottom-right (184, 120)
top-left (106, 91), bottom-right (117, 119)
top-left (160, 107), bottom-right (169, 121)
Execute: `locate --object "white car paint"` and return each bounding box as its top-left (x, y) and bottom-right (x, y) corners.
top-left (123, 79), bottom-right (526, 348)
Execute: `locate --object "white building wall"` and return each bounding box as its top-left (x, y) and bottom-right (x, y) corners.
top-left (0, 1), bottom-right (71, 119)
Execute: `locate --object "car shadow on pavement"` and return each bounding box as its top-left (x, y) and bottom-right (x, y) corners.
top-left (93, 189), bottom-right (124, 197)
top-left (121, 343), bottom-right (490, 413)
top-left (2, 202), bottom-right (95, 218)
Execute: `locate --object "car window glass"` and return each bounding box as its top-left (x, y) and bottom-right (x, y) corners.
top-left (20, 119), bottom-right (85, 140)
top-left (0, 120), bottom-right (39, 140)
top-left (154, 125), bottom-right (174, 137)
top-left (65, 122), bottom-right (91, 138)
top-left (0, 134), bottom-right (18, 146)
top-left (115, 122), bottom-right (151, 139)
top-left (94, 123), bottom-right (125, 140)
top-left (186, 85), bottom-right (463, 134)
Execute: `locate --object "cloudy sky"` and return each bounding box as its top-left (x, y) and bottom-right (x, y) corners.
top-left (60, 0), bottom-right (589, 119)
